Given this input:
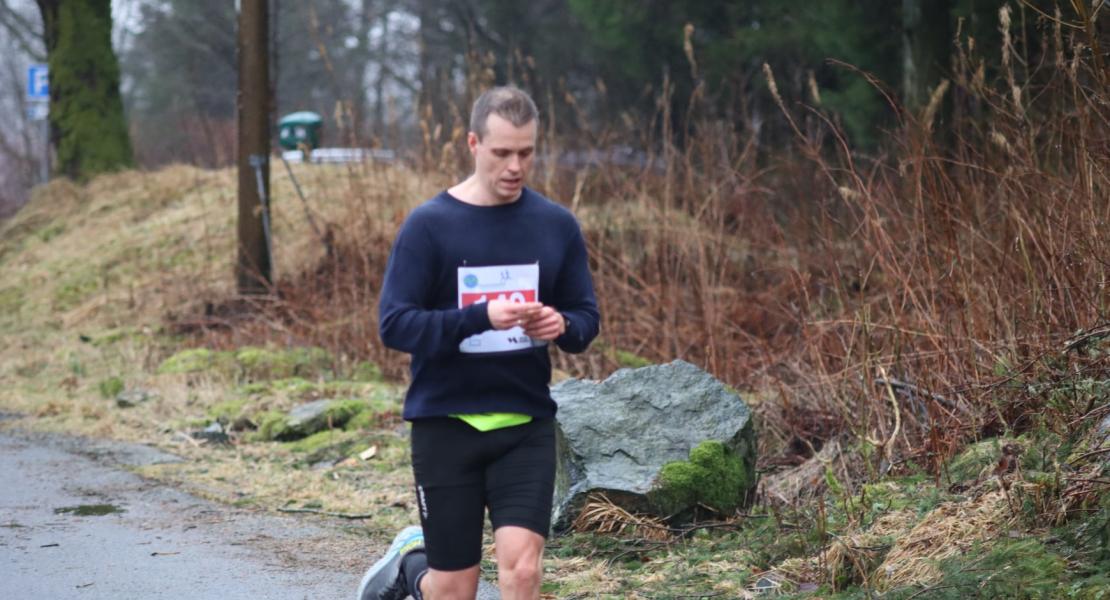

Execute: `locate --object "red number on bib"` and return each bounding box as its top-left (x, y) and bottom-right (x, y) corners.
top-left (460, 290), bottom-right (536, 307)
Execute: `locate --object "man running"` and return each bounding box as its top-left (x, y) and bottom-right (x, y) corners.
top-left (358, 86), bottom-right (600, 600)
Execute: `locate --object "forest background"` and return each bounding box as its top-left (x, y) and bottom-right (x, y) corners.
top-left (3, 0), bottom-right (1016, 202)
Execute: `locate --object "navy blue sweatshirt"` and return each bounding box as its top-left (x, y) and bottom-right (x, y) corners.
top-left (379, 188), bottom-right (600, 420)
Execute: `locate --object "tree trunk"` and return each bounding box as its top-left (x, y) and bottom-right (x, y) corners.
top-left (372, 1), bottom-right (388, 144)
top-left (37, 0), bottom-right (133, 179)
top-left (417, 1), bottom-right (450, 134)
top-left (901, 0), bottom-right (951, 110)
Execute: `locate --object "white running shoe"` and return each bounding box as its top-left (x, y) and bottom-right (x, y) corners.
top-left (356, 525), bottom-right (425, 600)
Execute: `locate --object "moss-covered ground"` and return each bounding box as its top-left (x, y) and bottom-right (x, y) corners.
top-left (1, 167), bottom-right (1107, 598)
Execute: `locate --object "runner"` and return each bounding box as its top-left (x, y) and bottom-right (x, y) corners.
top-left (358, 86), bottom-right (600, 600)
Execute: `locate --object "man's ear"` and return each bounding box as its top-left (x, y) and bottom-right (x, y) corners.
top-left (467, 131), bottom-right (479, 155)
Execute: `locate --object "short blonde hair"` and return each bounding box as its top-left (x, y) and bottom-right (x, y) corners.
top-left (470, 86), bottom-right (538, 140)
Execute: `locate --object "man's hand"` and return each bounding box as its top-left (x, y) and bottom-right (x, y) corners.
top-left (522, 305), bottom-right (565, 341)
top-left (487, 300), bottom-right (542, 330)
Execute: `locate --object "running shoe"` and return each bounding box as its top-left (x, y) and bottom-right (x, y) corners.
top-left (356, 525), bottom-right (425, 600)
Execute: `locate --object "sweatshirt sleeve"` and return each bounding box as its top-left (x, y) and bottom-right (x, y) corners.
top-left (378, 217), bottom-right (492, 358)
top-left (552, 221), bottom-right (600, 354)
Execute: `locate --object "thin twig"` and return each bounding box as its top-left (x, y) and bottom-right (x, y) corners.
top-left (605, 541), bottom-right (671, 566)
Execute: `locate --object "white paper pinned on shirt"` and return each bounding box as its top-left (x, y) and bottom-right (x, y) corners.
top-left (457, 263), bottom-right (544, 353)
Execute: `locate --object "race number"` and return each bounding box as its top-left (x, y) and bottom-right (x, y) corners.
top-left (458, 263), bottom-right (543, 353)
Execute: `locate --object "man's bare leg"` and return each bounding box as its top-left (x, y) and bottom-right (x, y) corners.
top-left (494, 526), bottom-right (545, 600)
top-left (418, 565), bottom-right (480, 600)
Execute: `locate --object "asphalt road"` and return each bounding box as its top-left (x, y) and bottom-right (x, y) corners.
top-left (0, 430), bottom-right (502, 600)
top-left (0, 430), bottom-right (371, 599)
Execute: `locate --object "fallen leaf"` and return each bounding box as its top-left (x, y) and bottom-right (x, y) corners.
top-left (359, 445), bottom-right (378, 461)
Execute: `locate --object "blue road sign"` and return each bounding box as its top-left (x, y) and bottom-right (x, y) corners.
top-left (27, 64), bottom-right (48, 100)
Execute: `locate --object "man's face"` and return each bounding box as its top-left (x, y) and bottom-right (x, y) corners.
top-left (468, 113), bottom-right (537, 203)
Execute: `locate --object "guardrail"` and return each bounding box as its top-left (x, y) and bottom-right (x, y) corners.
top-left (281, 148), bottom-right (396, 164)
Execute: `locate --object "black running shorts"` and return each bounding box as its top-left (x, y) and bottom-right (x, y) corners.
top-left (410, 416), bottom-right (555, 571)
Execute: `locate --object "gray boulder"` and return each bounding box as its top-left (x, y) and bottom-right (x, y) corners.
top-left (551, 360), bottom-right (756, 530)
top-left (286, 400), bottom-right (335, 432)
top-left (191, 422), bottom-right (230, 445)
top-left (259, 398), bottom-right (366, 441)
top-left (115, 388), bottom-right (158, 408)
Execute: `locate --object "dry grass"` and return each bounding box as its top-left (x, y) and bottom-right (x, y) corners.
top-left (874, 490), bottom-right (1011, 590)
top-left (824, 508), bottom-right (918, 590)
top-left (573, 493), bottom-right (673, 542)
top-left (0, 160), bottom-right (435, 408)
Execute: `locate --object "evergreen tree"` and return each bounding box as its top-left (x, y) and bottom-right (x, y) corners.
top-left (36, 0), bottom-right (132, 179)
top-left (567, 0), bottom-right (903, 147)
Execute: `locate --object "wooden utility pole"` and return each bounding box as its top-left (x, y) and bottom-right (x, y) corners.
top-left (237, 0), bottom-right (272, 295)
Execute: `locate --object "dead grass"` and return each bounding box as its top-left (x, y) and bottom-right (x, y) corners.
top-left (875, 490), bottom-right (1011, 590)
top-left (573, 493), bottom-right (673, 542)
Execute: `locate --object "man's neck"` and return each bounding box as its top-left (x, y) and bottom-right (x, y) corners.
top-left (447, 175), bottom-right (522, 207)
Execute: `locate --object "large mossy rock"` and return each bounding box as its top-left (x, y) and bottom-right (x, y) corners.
top-left (551, 360), bottom-right (756, 530)
top-left (251, 399), bottom-right (367, 441)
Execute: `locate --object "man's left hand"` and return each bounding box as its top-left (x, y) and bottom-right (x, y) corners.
top-left (522, 306), bottom-right (565, 341)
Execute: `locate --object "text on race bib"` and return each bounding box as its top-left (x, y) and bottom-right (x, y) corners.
top-left (457, 264), bottom-right (542, 353)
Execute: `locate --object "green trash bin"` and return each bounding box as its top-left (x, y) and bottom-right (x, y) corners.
top-left (278, 111), bottom-right (323, 151)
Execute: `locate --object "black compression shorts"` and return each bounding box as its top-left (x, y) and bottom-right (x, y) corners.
top-left (410, 416), bottom-right (555, 571)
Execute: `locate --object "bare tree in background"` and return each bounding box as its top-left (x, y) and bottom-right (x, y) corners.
top-left (0, 1), bottom-right (45, 217)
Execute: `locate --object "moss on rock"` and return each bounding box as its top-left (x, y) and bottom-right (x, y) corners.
top-left (320, 398), bottom-right (368, 425)
top-left (946, 437), bottom-right (1023, 484)
top-left (157, 348), bottom-right (233, 375)
top-left (250, 410), bottom-right (291, 442)
top-left (648, 440), bottom-right (752, 517)
top-left (247, 398), bottom-right (369, 442)
top-left (206, 398), bottom-right (250, 425)
top-left (343, 397), bottom-right (400, 431)
top-left (282, 429), bottom-right (360, 454)
top-left (158, 346), bottom-right (332, 382)
top-left (234, 346), bottom-right (332, 381)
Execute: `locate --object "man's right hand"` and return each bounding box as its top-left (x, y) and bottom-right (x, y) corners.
top-left (486, 299), bottom-right (542, 331)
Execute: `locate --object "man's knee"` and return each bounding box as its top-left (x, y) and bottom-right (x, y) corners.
top-left (494, 526), bottom-right (545, 592)
top-left (497, 558), bottom-right (540, 589)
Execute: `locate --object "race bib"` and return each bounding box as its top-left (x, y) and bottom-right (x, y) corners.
top-left (458, 263), bottom-right (543, 353)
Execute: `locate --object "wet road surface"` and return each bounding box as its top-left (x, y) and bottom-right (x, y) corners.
top-left (0, 430), bottom-right (502, 600)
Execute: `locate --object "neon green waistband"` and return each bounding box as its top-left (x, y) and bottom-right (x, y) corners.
top-left (450, 412), bottom-right (533, 432)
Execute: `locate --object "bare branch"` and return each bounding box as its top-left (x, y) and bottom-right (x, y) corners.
top-left (0, 0), bottom-right (46, 61)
